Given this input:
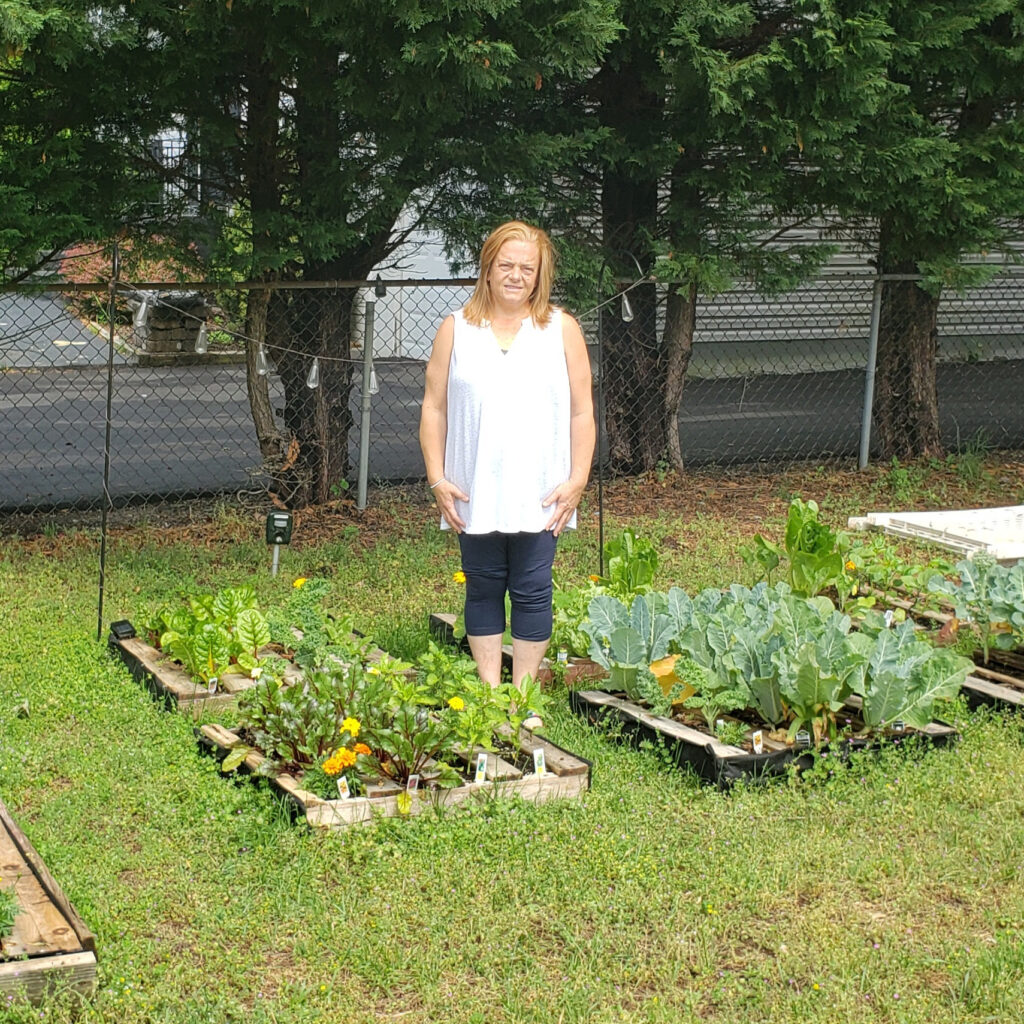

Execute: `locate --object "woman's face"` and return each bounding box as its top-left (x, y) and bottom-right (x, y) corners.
top-left (487, 239), bottom-right (540, 310)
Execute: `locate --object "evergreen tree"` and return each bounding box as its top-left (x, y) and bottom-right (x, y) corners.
top-left (827, 1), bottom-right (1024, 459)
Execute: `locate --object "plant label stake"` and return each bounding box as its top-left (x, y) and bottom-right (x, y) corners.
top-left (532, 748), bottom-right (547, 778)
top-left (336, 777), bottom-right (351, 800)
top-left (207, 677), bottom-right (218, 695)
top-left (265, 511), bottom-right (294, 577)
top-left (891, 720), bottom-right (906, 734)
top-left (752, 730), bottom-right (764, 755)
top-left (474, 752), bottom-right (488, 784)
top-left (407, 774), bottom-right (420, 793)
top-left (795, 730), bottom-right (811, 749)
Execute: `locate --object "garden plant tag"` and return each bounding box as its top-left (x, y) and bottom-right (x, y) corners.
top-left (474, 751), bottom-right (488, 784)
top-left (752, 730), bottom-right (764, 754)
top-left (795, 729), bottom-right (811, 749)
top-left (336, 777), bottom-right (351, 800)
top-left (892, 720), bottom-right (906, 734)
top-left (207, 677), bottom-right (218, 695)
top-left (557, 646), bottom-right (569, 665)
top-left (532, 748), bottom-right (547, 778)
top-left (406, 774), bottom-right (420, 793)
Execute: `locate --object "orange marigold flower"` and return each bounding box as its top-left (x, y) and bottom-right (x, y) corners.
top-left (589, 574), bottom-right (600, 583)
top-left (354, 743), bottom-right (371, 756)
top-left (845, 560), bottom-right (856, 572)
top-left (322, 747), bottom-right (357, 775)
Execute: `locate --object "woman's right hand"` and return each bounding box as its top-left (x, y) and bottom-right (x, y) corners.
top-left (432, 479), bottom-right (469, 533)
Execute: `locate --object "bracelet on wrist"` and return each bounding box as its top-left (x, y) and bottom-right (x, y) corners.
top-left (429, 477), bottom-right (445, 489)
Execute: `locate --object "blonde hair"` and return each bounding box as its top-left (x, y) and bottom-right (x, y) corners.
top-left (463, 220), bottom-right (556, 327)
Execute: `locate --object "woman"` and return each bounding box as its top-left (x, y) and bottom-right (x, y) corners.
top-left (419, 220), bottom-right (595, 691)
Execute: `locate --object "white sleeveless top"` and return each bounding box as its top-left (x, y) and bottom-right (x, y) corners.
top-left (443, 307), bottom-right (575, 534)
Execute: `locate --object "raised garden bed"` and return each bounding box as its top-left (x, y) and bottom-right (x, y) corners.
top-left (108, 619), bottom-right (302, 716)
top-left (569, 688), bottom-right (959, 790)
top-left (0, 798), bottom-right (97, 1004)
top-left (108, 620), bottom-right (405, 717)
top-left (428, 613), bottom-right (607, 686)
top-left (197, 721), bottom-right (591, 829)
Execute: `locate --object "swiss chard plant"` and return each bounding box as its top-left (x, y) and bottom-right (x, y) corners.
top-left (146, 585), bottom-right (279, 686)
top-left (592, 528), bottom-right (659, 601)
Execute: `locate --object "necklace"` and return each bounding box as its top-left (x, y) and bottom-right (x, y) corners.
top-left (488, 316), bottom-right (524, 351)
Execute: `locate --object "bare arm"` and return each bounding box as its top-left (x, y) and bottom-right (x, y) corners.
top-left (419, 315), bottom-right (468, 531)
top-left (543, 313), bottom-right (595, 535)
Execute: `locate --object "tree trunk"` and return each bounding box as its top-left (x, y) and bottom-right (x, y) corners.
top-left (874, 221), bottom-right (943, 460)
top-left (243, 287), bottom-right (284, 463)
top-left (272, 288), bottom-right (357, 508)
top-left (663, 282), bottom-right (697, 472)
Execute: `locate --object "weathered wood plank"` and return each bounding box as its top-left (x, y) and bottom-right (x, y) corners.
top-left (0, 799), bottom-right (95, 958)
top-left (0, 951), bottom-right (98, 1002)
top-left (305, 771), bottom-right (589, 829)
top-left (0, 799), bottom-right (97, 1003)
top-left (576, 690), bottom-right (747, 756)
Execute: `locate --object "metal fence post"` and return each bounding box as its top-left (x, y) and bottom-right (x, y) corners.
top-left (357, 296), bottom-right (376, 510)
top-left (858, 277), bottom-right (883, 469)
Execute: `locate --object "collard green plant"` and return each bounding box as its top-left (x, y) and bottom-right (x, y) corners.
top-left (849, 612), bottom-right (973, 729)
top-left (582, 592), bottom-right (674, 701)
top-left (928, 555), bottom-right (1024, 664)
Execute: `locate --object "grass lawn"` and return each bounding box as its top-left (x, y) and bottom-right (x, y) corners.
top-left (2, 457), bottom-right (1024, 1023)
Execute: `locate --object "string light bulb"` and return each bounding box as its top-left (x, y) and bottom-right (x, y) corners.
top-left (194, 322), bottom-right (209, 354)
top-left (621, 292), bottom-right (635, 323)
top-left (255, 343), bottom-right (270, 376)
top-left (306, 356), bottom-right (321, 389)
top-left (133, 295), bottom-right (151, 328)
top-left (369, 365), bottom-right (379, 396)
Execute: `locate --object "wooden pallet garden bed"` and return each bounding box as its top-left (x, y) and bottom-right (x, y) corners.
top-left (108, 620), bottom-right (406, 717)
top-left (428, 613), bottom-right (606, 686)
top-left (196, 722), bottom-right (591, 829)
top-left (568, 689), bottom-right (959, 790)
top-left (0, 799), bottom-right (97, 1004)
top-left (108, 619), bottom-right (302, 716)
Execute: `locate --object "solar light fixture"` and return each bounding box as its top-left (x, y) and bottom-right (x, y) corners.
top-left (306, 356), bottom-right (321, 389)
top-left (621, 292), bottom-right (635, 323)
top-left (265, 511), bottom-right (294, 576)
top-left (194, 322), bottom-right (209, 354)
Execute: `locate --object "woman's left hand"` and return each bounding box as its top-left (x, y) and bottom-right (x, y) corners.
top-left (542, 479), bottom-right (585, 536)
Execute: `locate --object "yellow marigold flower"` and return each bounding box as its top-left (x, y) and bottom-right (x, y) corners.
top-left (845, 561), bottom-right (856, 572)
top-left (354, 743), bottom-right (371, 756)
top-left (453, 570), bottom-right (467, 584)
top-left (293, 577), bottom-right (308, 588)
top-left (341, 716), bottom-right (360, 738)
top-left (448, 696), bottom-right (465, 711)
top-left (322, 747), bottom-right (356, 775)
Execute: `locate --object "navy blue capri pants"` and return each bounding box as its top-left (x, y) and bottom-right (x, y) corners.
top-left (457, 531), bottom-right (558, 642)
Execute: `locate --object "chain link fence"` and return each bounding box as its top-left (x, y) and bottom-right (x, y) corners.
top-left (2, 261), bottom-right (1023, 523)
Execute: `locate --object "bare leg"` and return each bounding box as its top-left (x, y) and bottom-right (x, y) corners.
top-left (512, 637), bottom-right (550, 690)
top-left (466, 633), bottom-right (504, 688)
